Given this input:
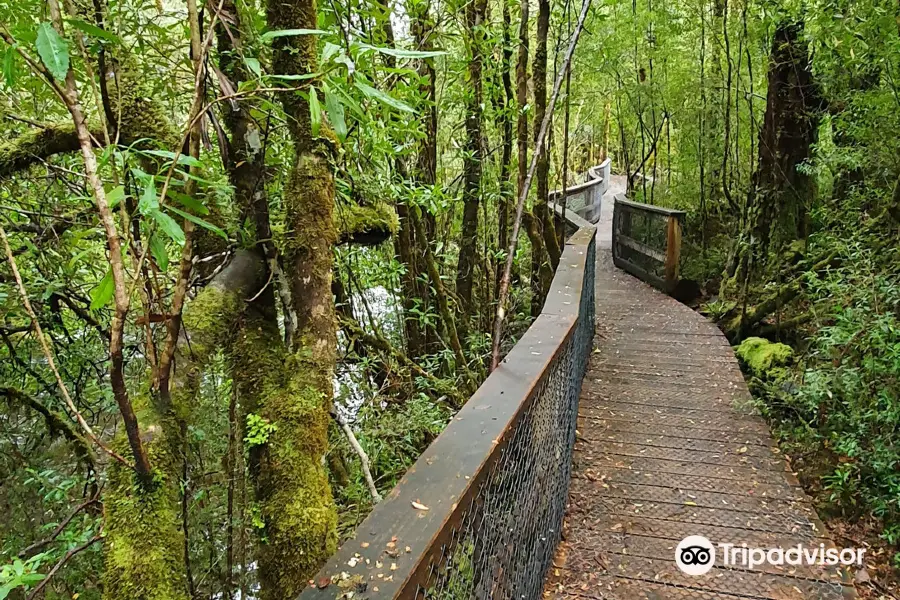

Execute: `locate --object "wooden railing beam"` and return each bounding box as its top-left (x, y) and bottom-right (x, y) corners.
top-left (664, 214), bottom-right (682, 292)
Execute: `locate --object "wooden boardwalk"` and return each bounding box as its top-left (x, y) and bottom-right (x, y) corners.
top-left (544, 191), bottom-right (856, 599)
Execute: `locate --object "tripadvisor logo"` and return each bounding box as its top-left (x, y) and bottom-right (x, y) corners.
top-left (675, 535), bottom-right (867, 576)
top-left (675, 536), bottom-right (715, 575)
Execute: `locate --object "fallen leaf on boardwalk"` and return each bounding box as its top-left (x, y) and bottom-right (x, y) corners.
top-left (411, 501), bottom-right (429, 510)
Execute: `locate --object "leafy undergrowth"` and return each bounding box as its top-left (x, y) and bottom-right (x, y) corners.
top-left (724, 227), bottom-right (900, 598)
top-left (329, 393), bottom-right (453, 539)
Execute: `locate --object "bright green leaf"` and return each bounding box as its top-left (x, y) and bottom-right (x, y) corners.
top-left (138, 177), bottom-right (158, 216)
top-left (321, 41), bottom-right (342, 63)
top-left (106, 185), bottom-right (125, 209)
top-left (35, 22), bottom-right (69, 81)
top-left (357, 43), bottom-right (446, 59)
top-left (167, 207), bottom-right (228, 239)
top-left (268, 72), bottom-right (321, 81)
top-left (309, 87), bottom-right (322, 137)
top-left (141, 149), bottom-right (202, 168)
top-left (90, 269), bottom-right (114, 310)
top-left (260, 28), bottom-right (328, 42)
top-left (151, 209), bottom-right (185, 244)
top-left (171, 192), bottom-right (209, 215)
top-left (354, 80), bottom-right (414, 113)
top-left (3, 47), bottom-right (16, 89)
top-left (66, 19), bottom-right (121, 44)
top-left (149, 233), bottom-right (169, 270)
top-left (325, 90), bottom-right (347, 141)
top-left (244, 57), bottom-right (261, 77)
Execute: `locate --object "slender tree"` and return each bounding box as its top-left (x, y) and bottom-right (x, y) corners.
top-left (456, 0), bottom-right (488, 333)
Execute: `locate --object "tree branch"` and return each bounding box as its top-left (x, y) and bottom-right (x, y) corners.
top-left (25, 531), bottom-right (102, 600)
top-left (0, 387), bottom-right (96, 472)
top-left (0, 123), bottom-right (107, 179)
top-left (18, 493), bottom-right (101, 559)
top-left (0, 225), bottom-right (133, 470)
top-left (331, 409), bottom-right (381, 503)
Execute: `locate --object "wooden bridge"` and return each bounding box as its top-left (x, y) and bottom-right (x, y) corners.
top-left (301, 167), bottom-right (856, 599)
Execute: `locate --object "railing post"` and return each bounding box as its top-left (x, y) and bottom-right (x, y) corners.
top-left (664, 214), bottom-right (682, 292)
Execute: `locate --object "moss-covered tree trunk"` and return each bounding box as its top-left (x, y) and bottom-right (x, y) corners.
top-left (247, 0), bottom-right (339, 595)
top-left (724, 22), bottom-right (822, 296)
top-left (103, 252), bottom-right (265, 600)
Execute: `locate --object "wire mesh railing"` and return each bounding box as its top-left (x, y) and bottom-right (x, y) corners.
top-left (612, 195), bottom-right (685, 293)
top-left (299, 171), bottom-right (600, 600)
top-left (548, 158), bottom-right (610, 224)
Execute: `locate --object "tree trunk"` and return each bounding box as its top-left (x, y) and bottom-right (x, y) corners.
top-left (531, 0), bottom-right (556, 315)
top-left (250, 0), bottom-right (341, 595)
top-left (515, 0), bottom-right (531, 293)
top-left (724, 22), bottom-right (822, 295)
top-left (496, 0), bottom-right (515, 300)
top-left (390, 1), bottom-right (438, 358)
top-left (455, 0), bottom-right (488, 335)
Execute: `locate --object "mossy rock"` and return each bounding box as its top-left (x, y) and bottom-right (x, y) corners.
top-left (735, 337), bottom-right (793, 381)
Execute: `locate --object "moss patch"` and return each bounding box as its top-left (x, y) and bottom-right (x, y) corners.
top-left (335, 203), bottom-right (399, 246)
top-left (232, 316), bottom-right (338, 600)
top-left (736, 337), bottom-right (793, 381)
top-left (102, 428), bottom-right (188, 600)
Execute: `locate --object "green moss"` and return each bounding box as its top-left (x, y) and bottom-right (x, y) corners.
top-left (735, 337), bottom-right (794, 380)
top-left (232, 318), bottom-right (338, 600)
top-left (103, 428), bottom-right (188, 600)
top-left (180, 286), bottom-right (243, 358)
top-left (284, 152), bottom-right (338, 254)
top-left (336, 202), bottom-right (399, 245)
top-left (109, 57), bottom-right (179, 150)
top-left (0, 124), bottom-right (82, 178)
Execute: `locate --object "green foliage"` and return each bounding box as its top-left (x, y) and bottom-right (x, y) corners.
top-left (0, 0), bottom-right (592, 592)
top-left (245, 413), bottom-right (278, 447)
top-left (89, 268), bottom-right (114, 310)
top-left (748, 227), bottom-right (900, 563)
top-left (0, 554), bottom-right (47, 599)
top-left (34, 22), bottom-right (68, 81)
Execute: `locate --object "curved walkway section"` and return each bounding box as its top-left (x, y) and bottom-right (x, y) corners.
top-left (545, 191), bottom-right (855, 599)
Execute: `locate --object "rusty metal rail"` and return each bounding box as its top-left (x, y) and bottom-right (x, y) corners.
top-left (612, 194), bottom-right (685, 293)
top-left (300, 172), bottom-right (600, 600)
